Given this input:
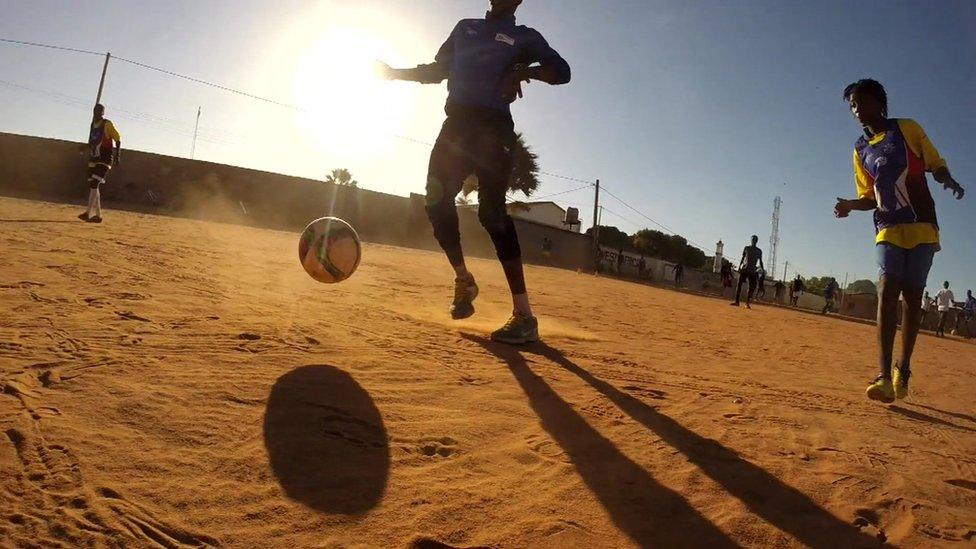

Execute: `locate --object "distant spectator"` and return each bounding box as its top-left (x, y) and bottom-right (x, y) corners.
top-left (935, 281), bottom-right (954, 337)
top-left (672, 263), bottom-right (684, 287)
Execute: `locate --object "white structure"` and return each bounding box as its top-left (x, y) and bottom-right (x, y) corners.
top-left (769, 196), bottom-right (782, 280)
top-left (507, 201), bottom-right (582, 233)
top-left (713, 240), bottom-right (724, 273)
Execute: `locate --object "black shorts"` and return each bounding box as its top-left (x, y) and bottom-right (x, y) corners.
top-left (87, 162), bottom-right (110, 186)
top-left (426, 105), bottom-right (514, 223)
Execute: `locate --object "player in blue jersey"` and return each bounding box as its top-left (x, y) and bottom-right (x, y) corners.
top-left (380, 0), bottom-right (571, 344)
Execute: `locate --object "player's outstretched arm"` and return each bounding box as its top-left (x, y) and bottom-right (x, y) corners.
top-left (377, 61), bottom-right (448, 84)
top-left (834, 197), bottom-right (875, 218)
top-left (933, 167), bottom-right (965, 200)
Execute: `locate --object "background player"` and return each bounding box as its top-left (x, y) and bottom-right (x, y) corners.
top-left (79, 103), bottom-right (121, 223)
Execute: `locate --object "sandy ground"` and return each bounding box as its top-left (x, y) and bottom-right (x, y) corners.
top-left (1, 196), bottom-right (975, 548)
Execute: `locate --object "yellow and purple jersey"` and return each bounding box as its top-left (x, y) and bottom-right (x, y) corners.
top-left (89, 119), bottom-right (121, 167)
top-left (852, 118), bottom-right (946, 250)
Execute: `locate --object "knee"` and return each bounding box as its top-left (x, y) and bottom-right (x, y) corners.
top-left (88, 179), bottom-right (100, 189)
top-left (878, 276), bottom-right (901, 301)
top-left (477, 205), bottom-right (508, 235)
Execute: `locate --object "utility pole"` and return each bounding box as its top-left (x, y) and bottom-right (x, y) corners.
top-left (840, 271), bottom-right (850, 312)
top-left (190, 106), bottom-right (202, 159)
top-left (782, 260), bottom-right (789, 282)
top-left (94, 52), bottom-right (111, 106)
top-left (591, 179), bottom-right (601, 267)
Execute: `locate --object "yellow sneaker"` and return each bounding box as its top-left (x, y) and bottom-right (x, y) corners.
top-left (866, 375), bottom-right (895, 403)
top-left (893, 364), bottom-right (911, 400)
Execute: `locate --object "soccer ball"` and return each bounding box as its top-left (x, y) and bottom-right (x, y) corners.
top-left (298, 217), bottom-right (361, 283)
top-left (951, 329), bottom-right (959, 336)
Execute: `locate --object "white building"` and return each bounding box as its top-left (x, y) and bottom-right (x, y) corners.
top-left (506, 201), bottom-right (581, 233)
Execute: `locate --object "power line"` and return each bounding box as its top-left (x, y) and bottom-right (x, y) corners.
top-left (3, 36), bottom-right (711, 251)
top-left (530, 183), bottom-right (593, 201)
top-left (113, 56), bottom-right (304, 111)
top-left (0, 37), bottom-right (102, 57)
top-left (600, 186), bottom-right (708, 250)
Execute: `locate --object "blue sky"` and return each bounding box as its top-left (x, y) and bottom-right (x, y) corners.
top-left (1, 0), bottom-right (974, 292)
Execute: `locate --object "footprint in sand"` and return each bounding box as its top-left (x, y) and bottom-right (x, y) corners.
top-left (115, 311), bottom-right (151, 322)
top-left (418, 437), bottom-right (459, 458)
top-left (3, 428), bottom-right (219, 547)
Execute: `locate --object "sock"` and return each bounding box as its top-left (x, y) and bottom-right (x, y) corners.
top-left (93, 188), bottom-right (102, 217)
top-left (86, 189), bottom-right (95, 214)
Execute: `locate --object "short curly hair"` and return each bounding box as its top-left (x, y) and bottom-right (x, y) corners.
top-left (843, 79), bottom-right (888, 117)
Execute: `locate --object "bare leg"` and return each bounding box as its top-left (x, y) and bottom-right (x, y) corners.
top-left (899, 286), bottom-right (924, 368)
top-left (877, 276), bottom-right (901, 378)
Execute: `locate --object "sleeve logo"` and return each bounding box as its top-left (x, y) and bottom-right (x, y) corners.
top-left (495, 33), bottom-right (515, 46)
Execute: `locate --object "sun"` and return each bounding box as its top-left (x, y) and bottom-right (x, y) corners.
top-left (292, 27), bottom-right (415, 158)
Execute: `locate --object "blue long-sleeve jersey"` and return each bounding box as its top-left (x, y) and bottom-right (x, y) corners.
top-left (430, 14), bottom-right (571, 114)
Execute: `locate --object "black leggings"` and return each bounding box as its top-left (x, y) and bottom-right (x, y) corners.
top-left (425, 108), bottom-right (524, 293)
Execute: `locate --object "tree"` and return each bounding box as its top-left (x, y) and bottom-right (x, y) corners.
top-left (325, 168), bottom-right (358, 187)
top-left (508, 132), bottom-right (539, 198)
top-left (584, 225), bottom-right (632, 251)
top-left (631, 228), bottom-right (707, 269)
top-left (458, 132), bottom-right (539, 201)
top-left (803, 276), bottom-right (833, 296)
top-left (847, 279), bottom-right (877, 294)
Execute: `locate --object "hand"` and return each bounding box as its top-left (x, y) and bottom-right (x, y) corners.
top-left (374, 60), bottom-right (394, 80)
top-left (944, 178), bottom-right (965, 200)
top-left (500, 68), bottom-right (531, 101)
top-left (834, 197), bottom-right (853, 218)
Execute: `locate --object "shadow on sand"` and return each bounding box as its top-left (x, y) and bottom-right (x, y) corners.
top-left (463, 335), bottom-right (877, 548)
top-left (461, 334), bottom-right (735, 547)
top-left (0, 218), bottom-right (78, 223)
top-left (263, 364), bottom-right (389, 514)
top-left (889, 405), bottom-right (976, 433)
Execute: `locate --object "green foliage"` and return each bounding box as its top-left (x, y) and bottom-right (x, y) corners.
top-left (508, 132), bottom-right (539, 198)
top-left (846, 279), bottom-right (877, 294)
top-left (632, 228), bottom-right (707, 268)
top-left (585, 225), bottom-right (633, 251)
top-left (584, 225), bottom-right (707, 268)
top-left (802, 276), bottom-right (840, 296)
top-left (325, 168), bottom-right (358, 187)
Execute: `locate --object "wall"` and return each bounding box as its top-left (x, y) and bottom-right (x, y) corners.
top-left (0, 132), bottom-right (594, 271)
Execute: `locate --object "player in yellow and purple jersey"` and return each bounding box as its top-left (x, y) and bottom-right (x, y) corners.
top-left (834, 79), bottom-right (965, 402)
top-left (79, 103), bottom-right (122, 224)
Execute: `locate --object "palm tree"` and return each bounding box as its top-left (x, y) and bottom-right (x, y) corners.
top-left (508, 132), bottom-right (540, 199)
top-left (456, 132), bottom-right (540, 201)
top-left (325, 168), bottom-right (358, 187)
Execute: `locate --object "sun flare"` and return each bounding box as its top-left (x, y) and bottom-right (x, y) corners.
top-left (292, 27), bottom-right (414, 158)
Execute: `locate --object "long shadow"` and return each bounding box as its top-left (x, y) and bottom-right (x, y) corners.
top-left (465, 335), bottom-right (877, 547)
top-left (461, 335), bottom-right (735, 548)
top-left (0, 218), bottom-right (78, 223)
top-left (262, 364), bottom-right (389, 514)
top-left (909, 403), bottom-right (976, 425)
top-left (889, 405), bottom-right (976, 433)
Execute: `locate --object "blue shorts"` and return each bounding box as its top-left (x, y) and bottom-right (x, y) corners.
top-left (876, 243), bottom-right (936, 288)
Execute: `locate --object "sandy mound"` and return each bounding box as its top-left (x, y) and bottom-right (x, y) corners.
top-left (1, 197), bottom-right (974, 548)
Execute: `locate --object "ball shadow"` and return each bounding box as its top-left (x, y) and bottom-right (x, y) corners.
top-left (263, 364), bottom-right (389, 514)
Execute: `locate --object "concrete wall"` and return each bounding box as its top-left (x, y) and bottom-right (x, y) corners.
top-left (0, 132), bottom-right (594, 271)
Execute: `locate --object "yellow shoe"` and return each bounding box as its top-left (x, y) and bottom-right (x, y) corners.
top-left (866, 375), bottom-right (895, 403)
top-left (893, 364), bottom-right (911, 400)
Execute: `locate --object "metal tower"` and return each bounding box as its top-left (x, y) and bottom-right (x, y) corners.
top-left (769, 196), bottom-right (782, 280)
